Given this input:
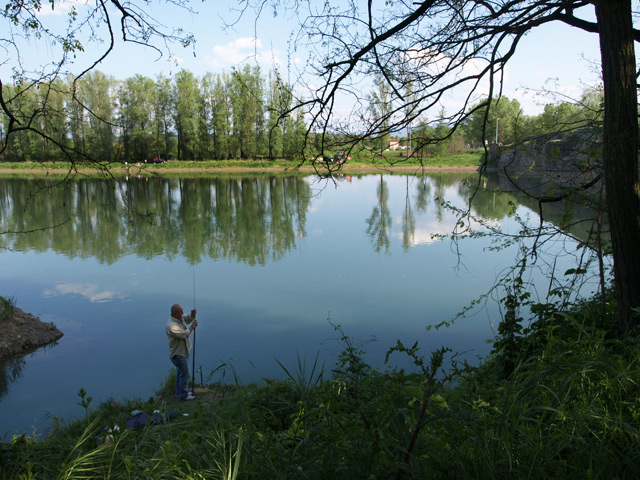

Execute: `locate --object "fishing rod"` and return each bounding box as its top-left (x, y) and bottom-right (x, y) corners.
top-left (191, 264), bottom-right (197, 394)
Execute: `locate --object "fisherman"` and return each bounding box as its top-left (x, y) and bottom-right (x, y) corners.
top-left (166, 304), bottom-right (197, 401)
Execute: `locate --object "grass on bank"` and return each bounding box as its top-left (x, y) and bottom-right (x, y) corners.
top-left (2, 291), bottom-right (640, 479)
top-left (0, 150), bottom-right (485, 174)
top-left (0, 295), bottom-right (15, 323)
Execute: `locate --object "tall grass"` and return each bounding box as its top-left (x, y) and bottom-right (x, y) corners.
top-left (0, 295), bottom-right (16, 323)
top-left (448, 311), bottom-right (640, 478)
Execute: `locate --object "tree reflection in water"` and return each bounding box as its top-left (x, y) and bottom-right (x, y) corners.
top-left (0, 172), bottom-right (606, 405)
top-left (0, 356), bottom-right (25, 400)
top-left (0, 176), bottom-right (312, 266)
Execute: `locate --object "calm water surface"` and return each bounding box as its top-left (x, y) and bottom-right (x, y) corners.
top-left (0, 173), bottom-right (599, 437)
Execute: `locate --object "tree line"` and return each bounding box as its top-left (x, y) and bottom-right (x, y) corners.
top-left (387, 88), bottom-right (604, 158)
top-left (1, 63), bottom-right (604, 165)
top-left (0, 66), bottom-right (307, 163)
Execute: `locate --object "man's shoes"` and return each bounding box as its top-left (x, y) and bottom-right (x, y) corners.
top-left (181, 395), bottom-right (196, 401)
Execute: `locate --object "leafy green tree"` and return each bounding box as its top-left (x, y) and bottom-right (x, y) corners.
top-left (173, 70), bottom-right (200, 160)
top-left (211, 73), bottom-right (232, 160)
top-left (462, 97), bottom-right (526, 147)
top-left (410, 111), bottom-right (465, 158)
top-left (1, 79), bottom-right (71, 162)
top-left (77, 72), bottom-right (116, 162)
top-left (0, 78), bottom-right (74, 162)
top-left (36, 80), bottom-right (70, 162)
top-left (367, 75), bottom-right (392, 152)
top-left (229, 65), bottom-right (265, 159)
top-left (288, 109), bottom-right (307, 161)
top-left (531, 87), bottom-right (604, 135)
top-left (250, 69), bottom-right (267, 159)
top-left (198, 73), bottom-right (216, 160)
top-left (153, 75), bottom-right (176, 161)
top-left (118, 75), bottom-right (156, 162)
top-left (266, 72), bottom-right (286, 160)
top-left (266, 72), bottom-right (306, 161)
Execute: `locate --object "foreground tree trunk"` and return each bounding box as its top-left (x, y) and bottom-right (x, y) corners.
top-left (595, 0), bottom-right (640, 330)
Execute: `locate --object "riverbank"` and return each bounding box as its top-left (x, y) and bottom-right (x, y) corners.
top-left (0, 152), bottom-right (485, 177)
top-left (2, 288), bottom-right (638, 478)
top-left (0, 164), bottom-right (481, 177)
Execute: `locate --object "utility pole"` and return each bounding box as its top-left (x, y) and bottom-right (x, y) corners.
top-left (495, 118), bottom-right (500, 144)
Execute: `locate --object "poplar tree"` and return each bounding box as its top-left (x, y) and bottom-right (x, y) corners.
top-left (172, 70), bottom-right (200, 160)
top-left (77, 72), bottom-right (116, 162)
top-left (211, 73), bottom-right (232, 160)
top-left (153, 75), bottom-right (175, 161)
top-left (118, 75), bottom-right (155, 162)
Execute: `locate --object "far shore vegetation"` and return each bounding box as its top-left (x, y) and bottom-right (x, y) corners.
top-left (0, 66), bottom-right (602, 168)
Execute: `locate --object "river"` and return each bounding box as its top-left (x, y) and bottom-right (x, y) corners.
top-left (0, 172), bottom-right (606, 438)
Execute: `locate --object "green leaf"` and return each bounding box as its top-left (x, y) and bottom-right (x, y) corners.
top-left (406, 386), bottom-right (423, 401)
top-left (430, 394), bottom-right (449, 409)
top-left (564, 268), bottom-right (587, 275)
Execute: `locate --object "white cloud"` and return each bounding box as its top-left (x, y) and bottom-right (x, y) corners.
top-left (392, 224), bottom-right (446, 246)
top-left (203, 37), bottom-right (284, 69)
top-left (36, 0), bottom-right (89, 17)
top-left (392, 209), bottom-right (501, 247)
top-left (43, 283), bottom-right (126, 303)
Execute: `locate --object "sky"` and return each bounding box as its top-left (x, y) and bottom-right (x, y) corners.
top-left (6, 1), bottom-right (613, 116)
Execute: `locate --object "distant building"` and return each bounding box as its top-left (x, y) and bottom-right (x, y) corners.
top-left (387, 137), bottom-right (408, 151)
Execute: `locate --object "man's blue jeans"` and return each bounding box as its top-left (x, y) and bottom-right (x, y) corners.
top-left (170, 355), bottom-right (190, 400)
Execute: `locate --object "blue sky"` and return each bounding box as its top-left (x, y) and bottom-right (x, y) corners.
top-left (8, 1), bottom-right (611, 116)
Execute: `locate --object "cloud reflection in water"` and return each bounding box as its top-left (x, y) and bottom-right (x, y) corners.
top-left (43, 283), bottom-right (126, 303)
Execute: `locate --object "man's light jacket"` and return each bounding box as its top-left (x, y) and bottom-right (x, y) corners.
top-left (166, 314), bottom-right (195, 358)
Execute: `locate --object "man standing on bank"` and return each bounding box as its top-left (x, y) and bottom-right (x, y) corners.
top-left (166, 304), bottom-right (198, 401)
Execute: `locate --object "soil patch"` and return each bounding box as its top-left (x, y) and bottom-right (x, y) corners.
top-left (0, 308), bottom-right (63, 359)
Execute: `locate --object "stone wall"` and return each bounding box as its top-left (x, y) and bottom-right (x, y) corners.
top-left (490, 128), bottom-right (602, 178)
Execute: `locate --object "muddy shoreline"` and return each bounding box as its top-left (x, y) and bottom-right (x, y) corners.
top-left (0, 308), bottom-right (63, 359)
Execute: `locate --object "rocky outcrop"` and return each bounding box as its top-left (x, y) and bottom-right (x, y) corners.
top-left (491, 128), bottom-right (602, 179)
top-left (0, 307), bottom-right (63, 359)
